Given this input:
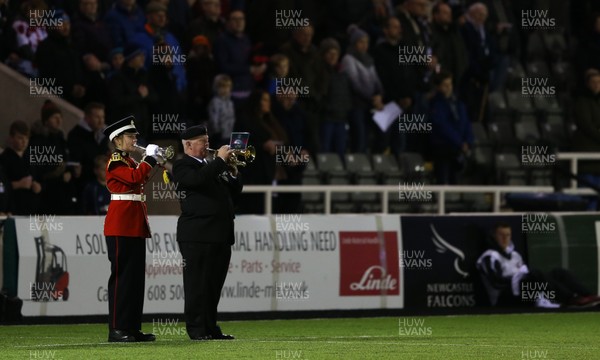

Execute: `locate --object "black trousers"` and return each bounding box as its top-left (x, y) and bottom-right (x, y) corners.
top-left (106, 236), bottom-right (146, 331)
top-left (522, 268), bottom-right (592, 304)
top-left (178, 242), bottom-right (231, 338)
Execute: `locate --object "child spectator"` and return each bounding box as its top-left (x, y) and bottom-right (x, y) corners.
top-left (0, 121), bottom-right (41, 215)
top-left (429, 71), bottom-right (473, 185)
top-left (207, 74), bottom-right (235, 146)
top-left (81, 155), bottom-right (110, 215)
top-left (266, 53), bottom-right (290, 96)
top-left (319, 38), bottom-right (352, 159)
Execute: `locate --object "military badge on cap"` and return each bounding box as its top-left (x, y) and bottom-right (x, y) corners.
top-left (104, 115), bottom-right (139, 141)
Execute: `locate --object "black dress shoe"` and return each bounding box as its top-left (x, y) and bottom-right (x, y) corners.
top-left (210, 334), bottom-right (235, 340)
top-left (131, 330), bottom-right (156, 342)
top-left (189, 334), bottom-right (211, 341)
top-left (108, 330), bottom-right (136, 343)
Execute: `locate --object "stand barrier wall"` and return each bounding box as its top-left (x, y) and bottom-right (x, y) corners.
top-left (3, 214), bottom-right (598, 316)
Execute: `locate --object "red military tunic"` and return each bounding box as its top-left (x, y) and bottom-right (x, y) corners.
top-left (104, 151), bottom-right (154, 238)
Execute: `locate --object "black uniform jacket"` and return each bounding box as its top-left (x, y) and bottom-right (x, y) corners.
top-left (173, 154), bottom-right (243, 245)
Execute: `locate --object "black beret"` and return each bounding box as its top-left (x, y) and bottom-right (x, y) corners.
top-left (181, 125), bottom-right (207, 140)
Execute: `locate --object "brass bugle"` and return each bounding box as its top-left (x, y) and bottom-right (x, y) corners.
top-left (134, 144), bottom-right (175, 162)
top-left (206, 146), bottom-right (255, 167)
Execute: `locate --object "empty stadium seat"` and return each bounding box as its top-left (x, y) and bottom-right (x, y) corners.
top-left (398, 152), bottom-right (429, 182)
top-left (316, 153), bottom-right (348, 181)
top-left (488, 91), bottom-right (509, 114)
top-left (495, 153), bottom-right (527, 185)
top-left (506, 91), bottom-right (535, 114)
top-left (372, 153), bottom-right (402, 183)
top-left (526, 31), bottom-right (546, 61)
top-left (345, 153), bottom-right (375, 181)
top-left (514, 119), bottom-right (541, 144)
top-left (488, 122), bottom-right (518, 152)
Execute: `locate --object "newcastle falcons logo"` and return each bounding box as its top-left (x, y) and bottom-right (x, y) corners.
top-left (430, 224), bottom-right (469, 278)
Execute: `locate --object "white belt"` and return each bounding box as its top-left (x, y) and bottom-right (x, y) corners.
top-left (111, 194), bottom-right (146, 202)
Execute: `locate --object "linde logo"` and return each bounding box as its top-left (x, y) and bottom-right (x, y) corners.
top-left (152, 46), bottom-right (186, 65)
top-left (521, 78), bottom-right (555, 97)
top-left (521, 146), bottom-right (556, 166)
top-left (398, 114), bottom-right (432, 133)
top-left (430, 224), bottom-right (469, 278)
top-left (398, 46), bottom-right (432, 65)
top-left (521, 213), bottom-right (556, 233)
top-left (275, 78), bottom-right (310, 97)
top-left (29, 78), bottom-right (63, 97)
top-left (29, 10), bottom-right (63, 28)
top-left (521, 9), bottom-right (556, 29)
top-left (152, 114), bottom-right (186, 133)
top-left (349, 265), bottom-right (398, 291)
top-left (339, 231), bottom-right (400, 296)
top-left (275, 9), bottom-right (309, 28)
top-left (29, 146), bottom-right (63, 165)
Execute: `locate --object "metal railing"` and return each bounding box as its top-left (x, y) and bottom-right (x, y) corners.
top-left (242, 152), bottom-right (600, 215)
top-left (243, 185), bottom-right (598, 215)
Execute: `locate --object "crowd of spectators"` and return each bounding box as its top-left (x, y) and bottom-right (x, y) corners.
top-left (0, 0), bottom-right (600, 215)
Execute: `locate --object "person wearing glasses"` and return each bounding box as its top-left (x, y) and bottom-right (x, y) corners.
top-left (103, 115), bottom-right (160, 342)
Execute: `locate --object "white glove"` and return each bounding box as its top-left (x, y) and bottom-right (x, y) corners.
top-left (145, 144), bottom-right (159, 157)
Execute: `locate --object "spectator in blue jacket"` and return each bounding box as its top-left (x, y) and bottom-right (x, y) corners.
top-left (430, 71), bottom-right (474, 184)
top-left (104, 0), bottom-right (145, 47)
top-left (132, 1), bottom-right (187, 93)
top-left (214, 10), bottom-right (263, 103)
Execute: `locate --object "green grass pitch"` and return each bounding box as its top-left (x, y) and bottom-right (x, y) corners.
top-left (2, 313), bottom-right (599, 359)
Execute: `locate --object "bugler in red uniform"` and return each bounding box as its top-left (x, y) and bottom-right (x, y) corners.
top-left (102, 115), bottom-right (160, 343)
top-left (104, 151), bottom-right (154, 237)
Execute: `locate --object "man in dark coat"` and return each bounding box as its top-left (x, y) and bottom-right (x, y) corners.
top-left (108, 44), bottom-right (157, 139)
top-left (173, 125), bottom-right (241, 341)
top-left (35, 11), bottom-right (86, 107)
top-left (573, 70), bottom-right (600, 178)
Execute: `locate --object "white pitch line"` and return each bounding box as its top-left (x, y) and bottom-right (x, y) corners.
top-left (12, 336), bottom-right (600, 352)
